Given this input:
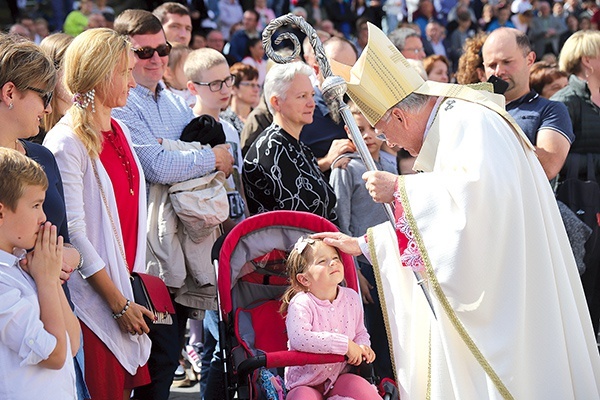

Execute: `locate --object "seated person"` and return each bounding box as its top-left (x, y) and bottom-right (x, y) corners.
top-left (281, 237), bottom-right (379, 399)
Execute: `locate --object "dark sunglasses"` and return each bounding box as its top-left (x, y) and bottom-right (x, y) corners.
top-left (132, 42), bottom-right (172, 60)
top-left (26, 86), bottom-right (53, 109)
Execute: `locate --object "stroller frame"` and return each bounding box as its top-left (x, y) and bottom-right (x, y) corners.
top-left (213, 210), bottom-right (359, 399)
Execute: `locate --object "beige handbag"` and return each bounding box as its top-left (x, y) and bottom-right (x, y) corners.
top-left (168, 170), bottom-right (229, 243)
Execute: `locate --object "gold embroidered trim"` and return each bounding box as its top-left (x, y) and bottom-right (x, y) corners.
top-left (397, 175), bottom-right (514, 400)
top-left (427, 327), bottom-right (432, 400)
top-left (367, 228), bottom-right (398, 383)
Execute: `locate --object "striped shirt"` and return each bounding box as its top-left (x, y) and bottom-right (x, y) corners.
top-left (112, 83), bottom-right (215, 185)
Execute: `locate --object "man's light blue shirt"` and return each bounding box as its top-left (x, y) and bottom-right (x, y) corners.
top-left (112, 83), bottom-right (215, 185)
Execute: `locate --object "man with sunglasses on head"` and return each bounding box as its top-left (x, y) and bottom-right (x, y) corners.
top-left (112, 9), bottom-right (234, 400)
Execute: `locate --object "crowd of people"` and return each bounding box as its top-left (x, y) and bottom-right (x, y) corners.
top-left (2, 0), bottom-right (600, 399)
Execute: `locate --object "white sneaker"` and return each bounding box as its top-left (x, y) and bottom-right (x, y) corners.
top-left (173, 364), bottom-right (186, 380)
top-left (183, 344), bottom-right (203, 374)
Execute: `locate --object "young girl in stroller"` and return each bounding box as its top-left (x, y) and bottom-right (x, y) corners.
top-left (280, 237), bottom-right (380, 400)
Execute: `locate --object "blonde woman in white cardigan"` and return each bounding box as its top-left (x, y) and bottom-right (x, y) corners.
top-left (44, 28), bottom-right (154, 400)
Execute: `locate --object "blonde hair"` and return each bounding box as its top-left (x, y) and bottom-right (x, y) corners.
top-left (456, 32), bottom-right (488, 84)
top-left (63, 28), bottom-right (130, 158)
top-left (0, 32), bottom-right (56, 101)
top-left (280, 238), bottom-right (340, 314)
top-left (0, 148), bottom-right (48, 212)
top-left (183, 47), bottom-right (227, 82)
top-left (167, 42), bottom-right (191, 70)
top-left (347, 98), bottom-right (361, 115)
top-left (558, 30), bottom-right (600, 76)
top-left (423, 54), bottom-right (450, 75)
top-left (40, 33), bottom-right (74, 132)
top-left (164, 43), bottom-right (191, 90)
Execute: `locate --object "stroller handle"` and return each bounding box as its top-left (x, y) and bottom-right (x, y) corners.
top-left (237, 351), bottom-right (345, 378)
top-left (266, 351), bottom-right (345, 368)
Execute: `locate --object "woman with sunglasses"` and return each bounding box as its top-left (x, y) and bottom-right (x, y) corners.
top-left (220, 62), bottom-right (261, 136)
top-left (44, 28), bottom-right (154, 400)
top-left (0, 32), bottom-right (91, 399)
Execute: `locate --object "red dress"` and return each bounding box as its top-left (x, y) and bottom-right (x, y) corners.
top-left (81, 119), bottom-right (150, 398)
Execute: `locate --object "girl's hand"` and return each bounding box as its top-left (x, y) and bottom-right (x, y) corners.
top-left (359, 344), bottom-right (376, 364)
top-left (346, 339), bottom-right (364, 366)
top-left (114, 300), bottom-right (155, 336)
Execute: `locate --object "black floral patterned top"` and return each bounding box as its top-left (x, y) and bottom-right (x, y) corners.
top-left (242, 123), bottom-right (338, 224)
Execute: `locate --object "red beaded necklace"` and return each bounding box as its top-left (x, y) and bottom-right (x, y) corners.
top-left (102, 128), bottom-right (135, 196)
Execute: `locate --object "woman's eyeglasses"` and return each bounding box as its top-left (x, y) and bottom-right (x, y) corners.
top-left (193, 75), bottom-right (236, 92)
top-left (238, 82), bottom-right (262, 90)
top-left (132, 42), bottom-right (172, 60)
top-left (26, 86), bottom-right (53, 109)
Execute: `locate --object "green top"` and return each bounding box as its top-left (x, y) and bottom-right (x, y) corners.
top-left (63, 11), bottom-right (88, 36)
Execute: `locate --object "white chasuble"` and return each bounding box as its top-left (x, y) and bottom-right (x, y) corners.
top-left (368, 97), bottom-right (600, 399)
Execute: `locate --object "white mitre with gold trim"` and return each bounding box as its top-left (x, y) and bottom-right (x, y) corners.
top-left (330, 23), bottom-right (533, 150)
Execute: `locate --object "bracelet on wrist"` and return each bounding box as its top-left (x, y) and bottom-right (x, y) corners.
top-left (64, 243), bottom-right (84, 271)
top-left (112, 299), bottom-right (131, 319)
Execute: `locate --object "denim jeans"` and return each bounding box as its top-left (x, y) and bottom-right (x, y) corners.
top-left (74, 333), bottom-right (90, 400)
top-left (200, 310), bottom-right (225, 400)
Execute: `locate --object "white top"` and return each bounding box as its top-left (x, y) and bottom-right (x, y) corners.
top-left (44, 115), bottom-right (151, 375)
top-left (221, 118), bottom-right (244, 181)
top-left (0, 250), bottom-right (76, 399)
top-left (241, 56), bottom-right (267, 86)
top-left (367, 98), bottom-right (600, 399)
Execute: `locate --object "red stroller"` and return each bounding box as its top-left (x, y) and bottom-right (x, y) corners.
top-left (213, 210), bottom-right (398, 400)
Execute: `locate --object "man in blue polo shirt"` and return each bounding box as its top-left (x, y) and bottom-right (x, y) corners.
top-left (482, 27), bottom-right (573, 180)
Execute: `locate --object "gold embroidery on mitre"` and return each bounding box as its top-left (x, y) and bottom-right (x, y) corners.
top-left (330, 22), bottom-right (424, 126)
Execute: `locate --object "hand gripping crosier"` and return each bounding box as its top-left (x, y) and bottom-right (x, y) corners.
top-left (261, 14), bottom-right (436, 317)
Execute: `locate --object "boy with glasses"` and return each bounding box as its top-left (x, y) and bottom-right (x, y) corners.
top-left (184, 47), bottom-right (248, 400)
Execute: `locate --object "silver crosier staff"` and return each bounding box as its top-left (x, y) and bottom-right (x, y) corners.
top-left (262, 14), bottom-right (436, 317)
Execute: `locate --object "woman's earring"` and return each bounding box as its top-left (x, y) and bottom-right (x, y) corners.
top-left (8, 103), bottom-right (13, 110)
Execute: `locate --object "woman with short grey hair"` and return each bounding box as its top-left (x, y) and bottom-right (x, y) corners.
top-left (242, 61), bottom-right (338, 223)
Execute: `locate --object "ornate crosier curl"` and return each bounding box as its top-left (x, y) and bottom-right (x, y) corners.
top-left (73, 89), bottom-right (96, 113)
top-left (264, 14), bottom-right (436, 317)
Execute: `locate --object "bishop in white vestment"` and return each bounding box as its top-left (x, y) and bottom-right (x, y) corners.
top-left (316, 23), bottom-right (600, 399)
